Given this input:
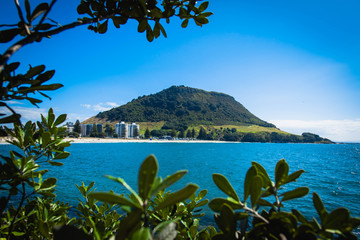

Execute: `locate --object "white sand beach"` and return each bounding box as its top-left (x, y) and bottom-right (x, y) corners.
top-left (66, 137), bottom-right (226, 144)
top-left (0, 137), bottom-right (226, 144)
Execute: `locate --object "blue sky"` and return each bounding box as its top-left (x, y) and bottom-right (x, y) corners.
top-left (1, 0), bottom-right (360, 142)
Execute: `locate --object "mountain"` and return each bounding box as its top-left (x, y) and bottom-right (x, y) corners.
top-left (93, 85), bottom-right (275, 128)
top-left (83, 86), bottom-right (332, 143)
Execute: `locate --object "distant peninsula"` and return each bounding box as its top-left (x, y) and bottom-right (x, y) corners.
top-left (83, 86), bottom-right (332, 143)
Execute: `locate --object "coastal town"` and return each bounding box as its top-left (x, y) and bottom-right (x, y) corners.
top-left (65, 121), bottom-right (140, 138)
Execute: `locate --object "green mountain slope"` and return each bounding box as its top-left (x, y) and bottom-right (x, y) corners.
top-left (95, 85), bottom-right (275, 128)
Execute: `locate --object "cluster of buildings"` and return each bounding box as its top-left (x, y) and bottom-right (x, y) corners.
top-left (65, 121), bottom-right (140, 138)
top-left (115, 122), bottom-right (140, 138)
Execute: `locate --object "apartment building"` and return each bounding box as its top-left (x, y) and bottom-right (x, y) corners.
top-left (115, 121), bottom-right (140, 138)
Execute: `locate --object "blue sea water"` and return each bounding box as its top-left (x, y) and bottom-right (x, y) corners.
top-left (1, 142), bottom-right (360, 234)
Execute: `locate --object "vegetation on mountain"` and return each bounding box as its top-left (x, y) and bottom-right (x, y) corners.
top-left (96, 86), bottom-right (275, 128)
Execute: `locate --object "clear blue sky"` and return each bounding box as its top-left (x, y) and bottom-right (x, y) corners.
top-left (1, 1), bottom-right (360, 142)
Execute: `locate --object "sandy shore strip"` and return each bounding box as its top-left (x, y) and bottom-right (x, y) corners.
top-left (66, 138), bottom-right (226, 143)
top-left (0, 137), bottom-right (228, 144)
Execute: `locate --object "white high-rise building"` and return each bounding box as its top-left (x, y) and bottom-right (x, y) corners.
top-left (115, 121), bottom-right (140, 138)
top-left (117, 121), bottom-right (128, 138)
top-left (129, 122), bottom-right (140, 138)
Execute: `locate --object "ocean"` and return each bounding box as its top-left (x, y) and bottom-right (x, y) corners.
top-left (1, 142), bottom-right (360, 234)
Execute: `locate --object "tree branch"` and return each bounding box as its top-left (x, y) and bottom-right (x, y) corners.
top-left (0, 18), bottom-right (96, 73)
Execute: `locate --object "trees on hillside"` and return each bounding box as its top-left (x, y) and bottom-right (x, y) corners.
top-left (198, 127), bottom-right (207, 139)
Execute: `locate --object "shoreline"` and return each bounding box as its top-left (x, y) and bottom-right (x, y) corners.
top-left (0, 137), bottom-right (227, 144)
top-left (66, 137), bottom-right (227, 144)
top-left (1, 137), bottom-right (357, 144)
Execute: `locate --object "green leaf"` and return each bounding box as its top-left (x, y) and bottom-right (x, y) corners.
top-left (155, 184), bottom-right (199, 210)
top-left (54, 114), bottom-right (67, 126)
top-left (41, 177), bottom-right (57, 190)
top-left (292, 209), bottom-right (308, 224)
top-left (244, 166), bottom-right (257, 201)
top-left (26, 97), bottom-right (42, 106)
top-left (25, 0), bottom-right (31, 22)
top-left (258, 198), bottom-right (273, 207)
top-left (152, 170), bottom-right (188, 196)
top-left (281, 187), bottom-right (309, 202)
top-left (77, 2), bottom-right (91, 15)
top-left (0, 113), bottom-right (21, 124)
top-left (323, 208), bottom-right (350, 230)
top-left (0, 29), bottom-right (20, 43)
top-left (48, 161), bottom-right (63, 166)
top-left (153, 23), bottom-right (161, 39)
top-left (157, 22), bottom-right (167, 38)
top-left (215, 204), bottom-right (236, 233)
top-left (208, 198), bottom-right (242, 212)
top-left (252, 161), bottom-right (272, 187)
top-left (116, 210), bottom-right (142, 240)
top-left (53, 152), bottom-right (70, 160)
top-left (36, 70), bottom-right (55, 82)
top-left (202, 12), bottom-right (213, 17)
top-left (313, 192), bottom-right (328, 223)
top-left (212, 173), bottom-right (239, 202)
top-left (196, 189), bottom-right (208, 201)
top-left (31, 3), bottom-right (49, 21)
top-left (138, 154), bottom-right (158, 200)
top-left (198, 2), bottom-right (209, 12)
top-left (146, 28), bottom-right (154, 42)
top-left (11, 231), bottom-right (26, 237)
top-left (105, 175), bottom-right (143, 206)
top-left (97, 20), bottom-right (108, 34)
top-left (112, 16), bottom-right (124, 28)
top-left (195, 199), bottom-right (209, 208)
top-left (151, 8), bottom-right (163, 18)
top-left (275, 159), bottom-right (289, 188)
top-left (34, 83), bottom-right (63, 91)
top-left (89, 192), bottom-right (141, 209)
top-left (284, 169), bottom-right (305, 184)
top-left (6, 62), bottom-right (20, 72)
top-left (194, 16), bottom-right (209, 25)
top-left (26, 65), bottom-right (45, 78)
top-left (132, 227), bottom-right (151, 240)
top-left (250, 176), bottom-right (262, 207)
top-left (41, 132), bottom-right (51, 147)
top-left (138, 19), bottom-right (148, 33)
top-left (181, 19), bottom-right (189, 28)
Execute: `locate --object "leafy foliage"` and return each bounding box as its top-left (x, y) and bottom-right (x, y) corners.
top-left (88, 154), bottom-right (204, 239)
top-left (0, 1), bottom-right (212, 124)
top-left (0, 108), bottom-right (71, 239)
top-left (209, 159), bottom-right (360, 239)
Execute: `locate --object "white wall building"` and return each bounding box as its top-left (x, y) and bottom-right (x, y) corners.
top-left (115, 121), bottom-right (140, 138)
